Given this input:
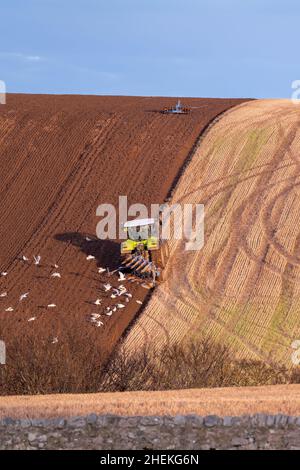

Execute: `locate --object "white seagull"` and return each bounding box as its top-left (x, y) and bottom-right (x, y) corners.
top-left (117, 303), bottom-right (125, 309)
top-left (105, 311), bottom-right (113, 316)
top-left (103, 283), bottom-right (112, 292)
top-left (113, 285), bottom-right (127, 296)
top-left (53, 263), bottom-right (59, 269)
top-left (47, 303), bottom-right (56, 308)
top-left (90, 313), bottom-right (101, 320)
top-left (86, 255), bottom-right (95, 260)
top-left (95, 320), bottom-right (104, 327)
top-left (22, 255), bottom-right (29, 262)
top-left (52, 337), bottom-right (59, 344)
top-left (1, 272), bottom-right (8, 277)
top-left (93, 299), bottom-right (102, 306)
top-left (28, 317), bottom-right (36, 322)
top-left (5, 307), bottom-right (14, 312)
top-left (85, 236), bottom-right (92, 242)
top-left (118, 271), bottom-right (126, 282)
top-left (98, 267), bottom-right (106, 274)
top-left (19, 292), bottom-right (29, 302)
top-left (34, 255), bottom-right (41, 265)
top-left (51, 272), bottom-right (61, 278)
top-left (136, 300), bottom-right (143, 305)
top-left (0, 292), bottom-right (7, 298)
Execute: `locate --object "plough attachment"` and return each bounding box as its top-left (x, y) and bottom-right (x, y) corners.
top-left (121, 243), bottom-right (169, 285)
top-left (121, 253), bottom-right (158, 283)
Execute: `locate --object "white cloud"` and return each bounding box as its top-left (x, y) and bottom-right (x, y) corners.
top-left (25, 55), bottom-right (42, 62)
top-left (0, 52), bottom-right (44, 62)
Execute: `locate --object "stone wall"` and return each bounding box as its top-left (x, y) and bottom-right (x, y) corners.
top-left (1, 414), bottom-right (300, 450)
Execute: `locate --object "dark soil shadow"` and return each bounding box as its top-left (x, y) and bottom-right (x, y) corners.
top-left (54, 232), bottom-right (121, 272)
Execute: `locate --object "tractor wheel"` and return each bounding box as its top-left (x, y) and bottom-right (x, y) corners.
top-left (150, 242), bottom-right (169, 282)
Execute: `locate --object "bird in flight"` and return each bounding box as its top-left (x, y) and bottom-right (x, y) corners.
top-left (51, 272), bottom-right (61, 278)
top-left (34, 255), bottom-right (41, 265)
top-left (19, 292), bottom-right (29, 302)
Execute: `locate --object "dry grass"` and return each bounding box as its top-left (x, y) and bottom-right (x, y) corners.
top-left (126, 99), bottom-right (300, 367)
top-left (2, 384), bottom-right (300, 419)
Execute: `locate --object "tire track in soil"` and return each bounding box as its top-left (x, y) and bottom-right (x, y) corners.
top-left (0, 94), bottom-right (247, 389)
top-left (125, 100), bottom-right (300, 367)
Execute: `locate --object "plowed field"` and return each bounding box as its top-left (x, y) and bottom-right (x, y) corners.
top-left (0, 94), bottom-right (245, 390)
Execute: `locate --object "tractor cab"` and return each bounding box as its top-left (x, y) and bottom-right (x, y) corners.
top-left (121, 218), bottom-right (159, 254)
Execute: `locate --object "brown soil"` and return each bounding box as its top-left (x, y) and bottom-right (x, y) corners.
top-left (0, 94), bottom-right (246, 390)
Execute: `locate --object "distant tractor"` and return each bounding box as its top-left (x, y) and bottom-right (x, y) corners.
top-left (162, 99), bottom-right (190, 115)
top-left (121, 218), bottom-right (168, 285)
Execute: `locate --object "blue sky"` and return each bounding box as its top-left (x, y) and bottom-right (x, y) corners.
top-left (0, 0), bottom-right (299, 98)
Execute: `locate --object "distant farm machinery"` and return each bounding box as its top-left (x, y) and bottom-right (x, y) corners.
top-left (120, 218), bottom-right (169, 285)
top-left (162, 99), bottom-right (191, 115)
top-left (161, 99), bottom-right (208, 115)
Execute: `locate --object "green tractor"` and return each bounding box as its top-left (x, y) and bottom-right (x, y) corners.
top-left (121, 218), bottom-right (168, 284)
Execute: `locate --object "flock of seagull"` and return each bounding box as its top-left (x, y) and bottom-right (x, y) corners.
top-left (0, 251), bottom-right (146, 339)
top-left (88, 266), bottom-right (143, 328)
top-left (0, 255), bottom-right (62, 344)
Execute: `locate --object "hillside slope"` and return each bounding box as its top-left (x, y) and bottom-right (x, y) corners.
top-left (125, 99), bottom-right (300, 367)
top-left (0, 94), bottom-right (246, 392)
